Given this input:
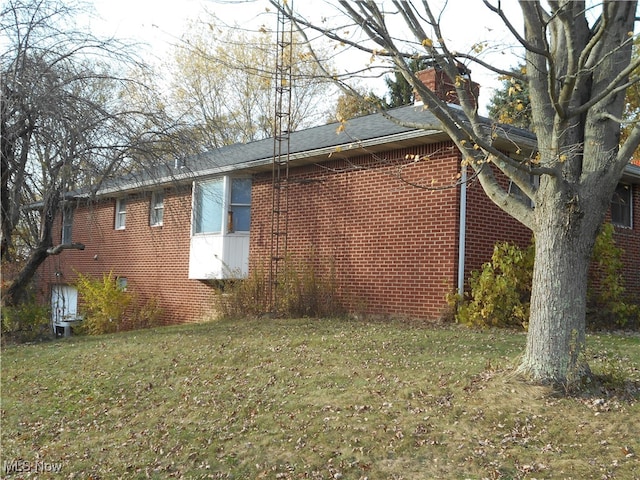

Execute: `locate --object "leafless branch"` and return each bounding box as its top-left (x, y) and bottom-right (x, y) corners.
top-left (46, 242), bottom-right (85, 255)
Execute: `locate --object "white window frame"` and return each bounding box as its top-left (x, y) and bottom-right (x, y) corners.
top-left (189, 176), bottom-right (252, 280)
top-left (61, 206), bottom-right (73, 244)
top-left (150, 191), bottom-right (164, 227)
top-left (611, 183), bottom-right (633, 228)
top-left (229, 178), bottom-right (252, 233)
top-left (115, 198), bottom-right (127, 230)
top-left (192, 178), bottom-right (225, 235)
top-left (192, 177), bottom-right (251, 236)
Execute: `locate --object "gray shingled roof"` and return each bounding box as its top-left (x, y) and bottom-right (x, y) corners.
top-left (179, 103), bottom-right (445, 171)
top-left (95, 103), bottom-right (537, 195)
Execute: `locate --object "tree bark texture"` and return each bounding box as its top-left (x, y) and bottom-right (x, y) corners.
top-left (514, 1), bottom-right (638, 384)
top-left (518, 203), bottom-right (595, 384)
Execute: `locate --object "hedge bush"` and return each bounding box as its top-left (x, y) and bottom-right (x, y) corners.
top-left (454, 241), bottom-right (534, 329)
top-left (453, 225), bottom-right (639, 330)
top-left (75, 272), bottom-right (162, 335)
top-left (1, 301), bottom-right (52, 344)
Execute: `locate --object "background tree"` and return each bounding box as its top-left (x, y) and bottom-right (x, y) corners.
top-left (331, 57), bottom-right (430, 122)
top-left (490, 50), bottom-right (640, 151)
top-left (488, 65), bottom-right (533, 129)
top-left (331, 85), bottom-right (384, 121)
top-left (331, 56), bottom-right (430, 121)
top-left (1, 0), bottom-right (175, 306)
top-left (165, 19), bottom-right (335, 151)
top-left (384, 57), bottom-right (431, 108)
top-left (272, 0), bottom-right (640, 385)
top-left (621, 37), bottom-right (640, 161)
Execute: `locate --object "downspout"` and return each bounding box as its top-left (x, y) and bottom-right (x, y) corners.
top-left (457, 165), bottom-right (467, 297)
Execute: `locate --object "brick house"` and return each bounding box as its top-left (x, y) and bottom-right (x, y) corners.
top-left (38, 73), bottom-right (640, 329)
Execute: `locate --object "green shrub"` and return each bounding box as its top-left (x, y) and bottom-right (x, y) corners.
top-left (587, 223), bottom-right (639, 330)
top-left (76, 272), bottom-right (162, 335)
top-left (75, 272), bottom-right (133, 335)
top-left (455, 224), bottom-right (639, 330)
top-left (456, 241), bottom-right (534, 329)
top-left (1, 301), bottom-right (52, 344)
top-left (74, 272), bottom-right (163, 335)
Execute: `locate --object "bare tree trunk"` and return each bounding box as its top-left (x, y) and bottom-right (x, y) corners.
top-left (4, 245), bottom-right (50, 307)
top-left (518, 206), bottom-right (597, 385)
top-left (3, 190), bottom-right (59, 307)
top-left (0, 149), bottom-right (11, 260)
top-left (267, 0), bottom-right (640, 389)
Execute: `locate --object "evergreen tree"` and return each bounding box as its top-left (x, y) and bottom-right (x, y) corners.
top-left (384, 58), bottom-right (430, 108)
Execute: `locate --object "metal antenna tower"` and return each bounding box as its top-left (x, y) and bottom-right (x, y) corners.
top-left (269, 1), bottom-right (293, 314)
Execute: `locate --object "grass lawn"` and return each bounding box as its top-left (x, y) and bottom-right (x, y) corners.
top-left (1, 318), bottom-right (639, 479)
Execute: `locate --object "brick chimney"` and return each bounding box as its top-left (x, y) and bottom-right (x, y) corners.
top-left (414, 65), bottom-right (480, 108)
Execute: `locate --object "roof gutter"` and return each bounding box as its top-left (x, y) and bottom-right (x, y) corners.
top-left (622, 163), bottom-right (640, 182)
top-left (457, 165), bottom-right (468, 298)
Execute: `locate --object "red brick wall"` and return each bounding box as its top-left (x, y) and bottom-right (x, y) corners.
top-left (610, 184), bottom-right (640, 302)
top-left (250, 142), bottom-right (463, 320)
top-left (464, 167), bottom-right (533, 283)
top-left (415, 68), bottom-right (480, 108)
top-left (39, 186), bottom-right (218, 325)
top-left (37, 149), bottom-right (639, 325)
top-left (464, 169), bottom-right (640, 304)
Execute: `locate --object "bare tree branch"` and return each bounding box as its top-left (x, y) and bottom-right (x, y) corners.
top-left (46, 242), bottom-right (85, 255)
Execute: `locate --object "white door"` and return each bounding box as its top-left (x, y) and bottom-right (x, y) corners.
top-left (51, 285), bottom-right (78, 325)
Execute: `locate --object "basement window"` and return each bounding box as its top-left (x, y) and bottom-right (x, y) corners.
top-left (116, 277), bottom-right (128, 291)
top-left (611, 183), bottom-right (632, 228)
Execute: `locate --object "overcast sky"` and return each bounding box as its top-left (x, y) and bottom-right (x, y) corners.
top-left (87, 0), bottom-right (524, 113)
